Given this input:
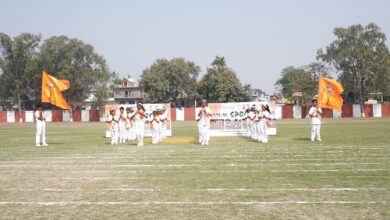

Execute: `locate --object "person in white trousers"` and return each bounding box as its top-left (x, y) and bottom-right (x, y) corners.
top-left (309, 99), bottom-right (322, 142)
top-left (150, 110), bottom-right (160, 144)
top-left (248, 106), bottom-right (257, 139)
top-left (125, 107), bottom-right (136, 141)
top-left (106, 108), bottom-right (119, 145)
top-left (118, 107), bottom-right (127, 144)
top-left (243, 108), bottom-right (251, 137)
top-left (131, 103), bottom-right (146, 147)
top-left (159, 108), bottom-right (168, 140)
top-left (35, 104), bottom-right (48, 147)
top-left (259, 104), bottom-right (271, 143)
top-left (198, 99), bottom-right (212, 146)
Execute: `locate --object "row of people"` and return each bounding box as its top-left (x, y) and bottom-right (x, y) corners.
top-left (244, 104), bottom-right (272, 143)
top-left (106, 103), bottom-right (169, 146)
top-left (34, 99), bottom-right (321, 147)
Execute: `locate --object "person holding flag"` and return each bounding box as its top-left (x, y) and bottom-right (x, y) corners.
top-left (35, 103), bottom-right (48, 147)
top-left (38, 71), bottom-right (71, 146)
top-left (309, 97), bottom-right (322, 142)
top-left (310, 76), bottom-right (344, 142)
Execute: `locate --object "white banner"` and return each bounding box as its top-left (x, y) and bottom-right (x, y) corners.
top-left (195, 102), bottom-right (277, 136)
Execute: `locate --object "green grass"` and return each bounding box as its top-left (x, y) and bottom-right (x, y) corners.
top-left (0, 118), bottom-right (389, 219)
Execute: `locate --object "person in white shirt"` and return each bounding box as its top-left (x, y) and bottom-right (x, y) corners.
top-left (118, 107), bottom-right (127, 144)
top-left (159, 108), bottom-right (168, 140)
top-left (106, 108), bottom-right (119, 145)
top-left (248, 106), bottom-right (257, 139)
top-left (259, 104), bottom-right (271, 143)
top-left (35, 104), bottom-right (48, 147)
top-left (150, 110), bottom-right (160, 144)
top-left (198, 99), bottom-right (212, 146)
top-left (131, 103), bottom-right (146, 147)
top-left (125, 107), bottom-right (136, 141)
top-left (308, 99), bottom-right (322, 142)
top-left (243, 109), bottom-right (251, 137)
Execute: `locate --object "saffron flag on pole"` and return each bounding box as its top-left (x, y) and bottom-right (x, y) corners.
top-left (317, 76), bottom-right (344, 112)
top-left (41, 71), bottom-right (71, 111)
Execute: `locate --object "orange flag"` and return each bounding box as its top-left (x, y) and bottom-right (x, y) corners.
top-left (317, 76), bottom-right (344, 112)
top-left (41, 71), bottom-right (71, 111)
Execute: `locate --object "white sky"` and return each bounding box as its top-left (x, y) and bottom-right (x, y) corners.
top-left (1, 0), bottom-right (390, 93)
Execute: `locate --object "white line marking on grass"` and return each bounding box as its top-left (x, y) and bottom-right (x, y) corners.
top-left (0, 201), bottom-right (386, 206)
top-left (197, 169), bottom-right (388, 173)
top-left (0, 177), bottom-right (166, 180)
top-left (1, 188), bottom-right (387, 192)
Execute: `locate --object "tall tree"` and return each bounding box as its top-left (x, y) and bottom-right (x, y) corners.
top-left (35, 36), bottom-right (111, 107)
top-left (317, 23), bottom-right (390, 115)
top-left (140, 58), bottom-right (200, 105)
top-left (197, 56), bottom-right (251, 103)
top-left (0, 33), bottom-right (41, 117)
top-left (275, 66), bottom-right (316, 105)
top-left (305, 62), bottom-right (331, 83)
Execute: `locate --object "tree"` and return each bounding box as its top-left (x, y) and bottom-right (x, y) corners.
top-left (197, 56), bottom-right (251, 103)
top-left (35, 36), bottom-right (111, 107)
top-left (305, 62), bottom-right (331, 83)
top-left (0, 33), bottom-right (41, 117)
top-left (275, 66), bottom-right (316, 105)
top-left (317, 23), bottom-right (390, 115)
top-left (140, 58), bottom-right (200, 105)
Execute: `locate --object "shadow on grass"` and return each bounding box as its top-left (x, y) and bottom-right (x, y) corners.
top-left (292, 137), bottom-right (311, 142)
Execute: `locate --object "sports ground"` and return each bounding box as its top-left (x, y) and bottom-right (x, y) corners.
top-left (0, 118), bottom-right (389, 219)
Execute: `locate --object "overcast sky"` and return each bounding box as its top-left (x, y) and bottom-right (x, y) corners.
top-left (1, 0), bottom-right (390, 93)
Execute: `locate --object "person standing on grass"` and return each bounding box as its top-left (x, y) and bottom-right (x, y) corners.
top-left (150, 110), bottom-right (160, 144)
top-left (35, 104), bottom-right (48, 147)
top-left (131, 103), bottom-right (146, 147)
top-left (248, 105), bottom-right (257, 139)
top-left (243, 108), bottom-right (251, 137)
top-left (259, 104), bottom-right (271, 143)
top-left (125, 107), bottom-right (135, 141)
top-left (159, 107), bottom-right (168, 140)
top-left (198, 99), bottom-right (212, 146)
top-left (106, 108), bottom-right (119, 145)
top-left (309, 98), bottom-right (322, 142)
top-left (118, 107), bottom-right (127, 144)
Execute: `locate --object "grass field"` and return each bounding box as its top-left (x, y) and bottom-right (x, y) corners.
top-left (0, 118), bottom-right (389, 219)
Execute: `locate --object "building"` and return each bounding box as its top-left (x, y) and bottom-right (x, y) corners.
top-left (113, 78), bottom-right (144, 104)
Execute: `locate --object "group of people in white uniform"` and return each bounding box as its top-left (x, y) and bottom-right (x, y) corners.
top-left (105, 103), bottom-right (169, 146)
top-left (34, 98), bottom-right (323, 147)
top-left (244, 104), bottom-right (272, 144)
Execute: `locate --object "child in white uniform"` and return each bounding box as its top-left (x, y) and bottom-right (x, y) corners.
top-left (118, 107), bottom-right (127, 144)
top-left (243, 109), bottom-right (251, 137)
top-left (106, 108), bottom-right (119, 145)
top-left (150, 111), bottom-right (160, 144)
top-left (35, 104), bottom-right (48, 147)
top-left (259, 105), bottom-right (271, 143)
top-left (131, 103), bottom-right (146, 147)
top-left (309, 99), bottom-right (322, 141)
top-left (125, 107), bottom-right (135, 141)
top-left (159, 108), bottom-right (168, 140)
top-left (198, 99), bottom-right (212, 146)
top-left (248, 106), bottom-right (257, 139)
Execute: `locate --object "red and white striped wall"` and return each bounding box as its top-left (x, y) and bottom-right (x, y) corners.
top-left (1, 104), bottom-right (389, 123)
top-left (0, 110), bottom-right (100, 123)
